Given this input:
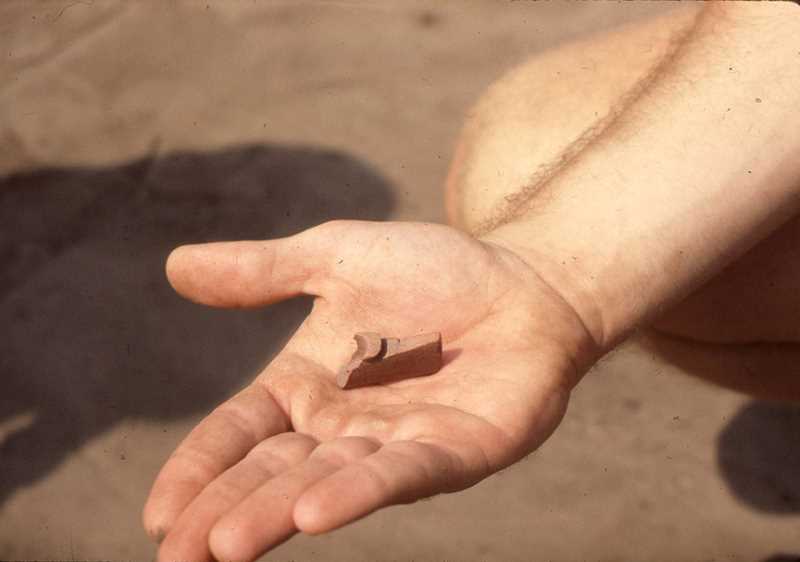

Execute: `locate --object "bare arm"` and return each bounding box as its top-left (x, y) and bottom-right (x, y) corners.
top-left (484, 3), bottom-right (800, 358)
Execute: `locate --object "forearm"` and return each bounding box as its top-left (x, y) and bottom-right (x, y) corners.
top-left (484, 4), bottom-right (800, 355)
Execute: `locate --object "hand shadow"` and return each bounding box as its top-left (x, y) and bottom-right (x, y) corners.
top-left (719, 401), bottom-right (800, 562)
top-left (717, 400), bottom-right (800, 514)
top-left (0, 143), bottom-right (394, 506)
top-left (636, 331), bottom-right (800, 516)
top-left (635, 331), bottom-right (800, 560)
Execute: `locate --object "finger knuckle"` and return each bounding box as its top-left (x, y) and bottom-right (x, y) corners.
top-left (247, 433), bottom-right (317, 467)
top-left (310, 436), bottom-right (380, 465)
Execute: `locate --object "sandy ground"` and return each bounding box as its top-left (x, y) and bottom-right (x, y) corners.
top-left (1, 2), bottom-right (799, 560)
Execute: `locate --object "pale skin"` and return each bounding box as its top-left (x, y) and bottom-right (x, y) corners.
top-left (144, 4), bottom-right (800, 561)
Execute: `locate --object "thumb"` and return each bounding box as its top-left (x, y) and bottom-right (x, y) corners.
top-left (165, 231), bottom-right (332, 308)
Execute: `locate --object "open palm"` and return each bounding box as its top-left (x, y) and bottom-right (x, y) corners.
top-left (144, 220), bottom-right (594, 562)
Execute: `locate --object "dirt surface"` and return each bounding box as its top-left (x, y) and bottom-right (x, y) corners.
top-left (1, 2), bottom-right (799, 560)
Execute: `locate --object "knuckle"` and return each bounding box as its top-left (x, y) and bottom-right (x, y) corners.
top-left (310, 436), bottom-right (381, 465)
top-left (247, 433), bottom-right (317, 467)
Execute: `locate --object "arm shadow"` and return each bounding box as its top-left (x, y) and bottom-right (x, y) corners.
top-left (0, 142), bottom-right (394, 506)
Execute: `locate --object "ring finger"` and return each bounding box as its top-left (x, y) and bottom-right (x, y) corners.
top-left (158, 432), bottom-right (318, 562)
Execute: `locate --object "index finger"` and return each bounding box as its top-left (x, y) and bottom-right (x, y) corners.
top-left (142, 383), bottom-right (288, 542)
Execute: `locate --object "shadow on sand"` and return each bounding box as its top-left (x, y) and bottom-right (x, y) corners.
top-left (718, 400), bottom-right (800, 561)
top-left (717, 399), bottom-right (800, 515)
top-left (638, 331), bottom-right (800, 525)
top-left (0, 143), bottom-right (394, 506)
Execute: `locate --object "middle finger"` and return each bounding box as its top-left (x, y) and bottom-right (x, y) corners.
top-left (209, 436), bottom-right (381, 562)
top-left (158, 432), bottom-right (318, 562)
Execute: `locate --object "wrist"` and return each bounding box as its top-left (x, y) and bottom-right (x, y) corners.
top-left (480, 229), bottom-right (610, 376)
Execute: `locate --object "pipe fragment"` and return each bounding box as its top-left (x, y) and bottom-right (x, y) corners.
top-left (337, 332), bottom-right (443, 389)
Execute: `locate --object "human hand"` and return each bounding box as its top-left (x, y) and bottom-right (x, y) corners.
top-left (143, 220), bottom-right (596, 562)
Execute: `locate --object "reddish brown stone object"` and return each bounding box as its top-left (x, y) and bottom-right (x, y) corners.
top-left (337, 332), bottom-right (443, 389)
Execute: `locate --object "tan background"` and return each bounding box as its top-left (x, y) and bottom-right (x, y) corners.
top-left (1, 1), bottom-right (799, 560)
